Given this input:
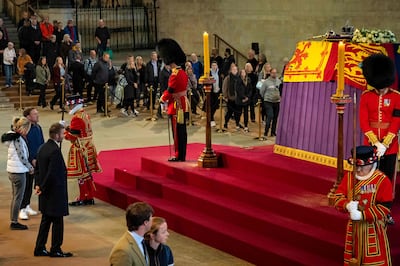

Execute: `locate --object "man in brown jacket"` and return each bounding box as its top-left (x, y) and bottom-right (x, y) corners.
top-left (109, 202), bottom-right (154, 266)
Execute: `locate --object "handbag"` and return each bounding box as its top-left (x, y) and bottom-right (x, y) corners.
top-left (256, 80), bottom-right (264, 89)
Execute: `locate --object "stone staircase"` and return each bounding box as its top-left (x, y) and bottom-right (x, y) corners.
top-left (1, 13), bottom-right (19, 46)
top-left (0, 76), bottom-right (56, 109)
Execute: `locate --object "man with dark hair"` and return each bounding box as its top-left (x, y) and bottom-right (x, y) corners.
top-left (221, 47), bottom-right (235, 79)
top-left (34, 122), bottom-right (72, 257)
top-left (109, 202), bottom-right (154, 266)
top-left (19, 107), bottom-right (44, 220)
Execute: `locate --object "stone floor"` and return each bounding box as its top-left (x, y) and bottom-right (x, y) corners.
top-left (0, 100), bottom-right (274, 265)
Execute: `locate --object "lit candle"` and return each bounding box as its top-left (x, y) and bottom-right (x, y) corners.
top-left (203, 32), bottom-right (210, 78)
top-left (337, 41), bottom-right (345, 97)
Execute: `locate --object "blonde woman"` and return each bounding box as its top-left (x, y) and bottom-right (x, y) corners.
top-left (2, 117), bottom-right (34, 230)
top-left (144, 217), bottom-right (174, 266)
top-left (135, 56), bottom-right (146, 105)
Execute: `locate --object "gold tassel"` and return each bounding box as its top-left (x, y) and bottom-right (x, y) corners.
top-left (177, 108), bottom-right (184, 124)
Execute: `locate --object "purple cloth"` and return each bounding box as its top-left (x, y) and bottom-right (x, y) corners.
top-left (276, 81), bottom-right (364, 158)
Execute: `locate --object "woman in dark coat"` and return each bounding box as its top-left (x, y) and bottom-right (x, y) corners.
top-left (120, 55), bottom-right (138, 117)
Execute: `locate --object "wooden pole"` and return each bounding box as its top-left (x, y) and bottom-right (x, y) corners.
top-left (349, 92), bottom-right (359, 266)
top-left (327, 95), bottom-right (351, 205)
top-left (198, 78), bottom-right (218, 168)
top-left (17, 77), bottom-right (24, 110)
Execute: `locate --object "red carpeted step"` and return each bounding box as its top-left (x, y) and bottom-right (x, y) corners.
top-left (139, 157), bottom-right (346, 232)
top-left (218, 150), bottom-right (337, 193)
top-left (96, 178), bottom-right (341, 266)
top-left (126, 194), bottom-right (340, 266)
top-left (161, 181), bottom-right (344, 261)
top-left (94, 144), bottom-right (400, 264)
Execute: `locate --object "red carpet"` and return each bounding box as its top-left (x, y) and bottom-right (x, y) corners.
top-left (93, 143), bottom-right (400, 265)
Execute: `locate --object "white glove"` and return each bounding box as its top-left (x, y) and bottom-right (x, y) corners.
top-left (346, 200), bottom-right (359, 212)
top-left (59, 120), bottom-right (66, 127)
top-left (350, 209), bottom-right (362, 221)
top-left (374, 142), bottom-right (387, 157)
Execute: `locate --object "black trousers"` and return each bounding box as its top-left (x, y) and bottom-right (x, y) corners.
top-left (95, 83), bottom-right (106, 112)
top-left (224, 100), bottom-right (240, 127)
top-left (378, 153), bottom-right (397, 181)
top-left (35, 214), bottom-right (64, 253)
top-left (170, 114), bottom-right (187, 161)
top-left (37, 83), bottom-right (47, 107)
top-left (21, 173), bottom-right (34, 209)
top-left (50, 83), bottom-right (62, 107)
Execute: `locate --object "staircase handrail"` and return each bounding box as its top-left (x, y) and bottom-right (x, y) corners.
top-left (4, 0), bottom-right (29, 24)
top-left (213, 33), bottom-right (247, 64)
top-left (4, 0), bottom-right (44, 24)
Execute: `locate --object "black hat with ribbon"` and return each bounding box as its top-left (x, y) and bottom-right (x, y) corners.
top-left (347, 145), bottom-right (378, 166)
top-left (66, 95), bottom-right (84, 106)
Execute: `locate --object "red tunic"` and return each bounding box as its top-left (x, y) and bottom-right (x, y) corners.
top-left (359, 88), bottom-right (400, 155)
top-left (65, 108), bottom-right (101, 180)
top-left (160, 67), bottom-right (189, 115)
top-left (334, 170), bottom-right (392, 265)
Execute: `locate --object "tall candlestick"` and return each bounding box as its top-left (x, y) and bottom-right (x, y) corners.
top-left (337, 41), bottom-right (345, 97)
top-left (203, 32), bottom-right (210, 78)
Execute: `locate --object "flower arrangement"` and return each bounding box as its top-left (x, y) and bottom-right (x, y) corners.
top-left (352, 28), bottom-right (397, 43)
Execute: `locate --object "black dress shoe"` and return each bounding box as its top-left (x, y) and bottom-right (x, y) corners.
top-left (50, 251), bottom-right (73, 257)
top-left (10, 222), bottom-right (28, 230)
top-left (168, 157), bottom-right (180, 162)
top-left (34, 249), bottom-right (50, 256)
top-left (83, 199), bottom-right (95, 205)
top-left (69, 200), bottom-right (84, 206)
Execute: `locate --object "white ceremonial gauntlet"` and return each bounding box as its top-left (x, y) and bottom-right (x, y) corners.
top-left (350, 209), bottom-right (362, 221)
top-left (374, 142), bottom-right (387, 157)
top-left (346, 200), bottom-right (359, 212)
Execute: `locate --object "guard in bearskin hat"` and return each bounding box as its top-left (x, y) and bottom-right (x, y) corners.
top-left (359, 53), bottom-right (400, 224)
top-left (334, 145), bottom-right (393, 265)
top-left (157, 39), bottom-right (189, 162)
top-left (64, 95), bottom-right (102, 206)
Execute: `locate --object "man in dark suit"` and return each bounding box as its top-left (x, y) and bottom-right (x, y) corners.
top-left (145, 51), bottom-right (162, 110)
top-left (33, 123), bottom-right (73, 258)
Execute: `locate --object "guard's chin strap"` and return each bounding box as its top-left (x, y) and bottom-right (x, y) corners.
top-left (355, 162), bottom-right (377, 181)
top-left (69, 104), bottom-right (83, 115)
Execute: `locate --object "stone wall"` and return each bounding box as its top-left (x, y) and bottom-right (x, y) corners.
top-left (156, 0), bottom-right (400, 71)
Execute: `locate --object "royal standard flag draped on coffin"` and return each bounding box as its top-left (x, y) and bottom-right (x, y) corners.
top-left (284, 41), bottom-right (399, 90)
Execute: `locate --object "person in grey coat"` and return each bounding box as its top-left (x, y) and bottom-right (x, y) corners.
top-left (259, 68), bottom-right (282, 137)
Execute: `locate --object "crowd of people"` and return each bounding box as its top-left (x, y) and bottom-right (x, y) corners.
top-left (1, 11), bottom-right (288, 139)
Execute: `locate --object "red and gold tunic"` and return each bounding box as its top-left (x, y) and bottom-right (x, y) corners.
top-left (359, 88), bottom-right (400, 155)
top-left (65, 108), bottom-right (101, 180)
top-left (334, 170), bottom-right (392, 265)
top-left (160, 66), bottom-right (189, 115)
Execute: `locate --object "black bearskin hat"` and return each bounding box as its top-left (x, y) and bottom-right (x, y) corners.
top-left (361, 53), bottom-right (395, 90)
top-left (156, 38), bottom-right (186, 66)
